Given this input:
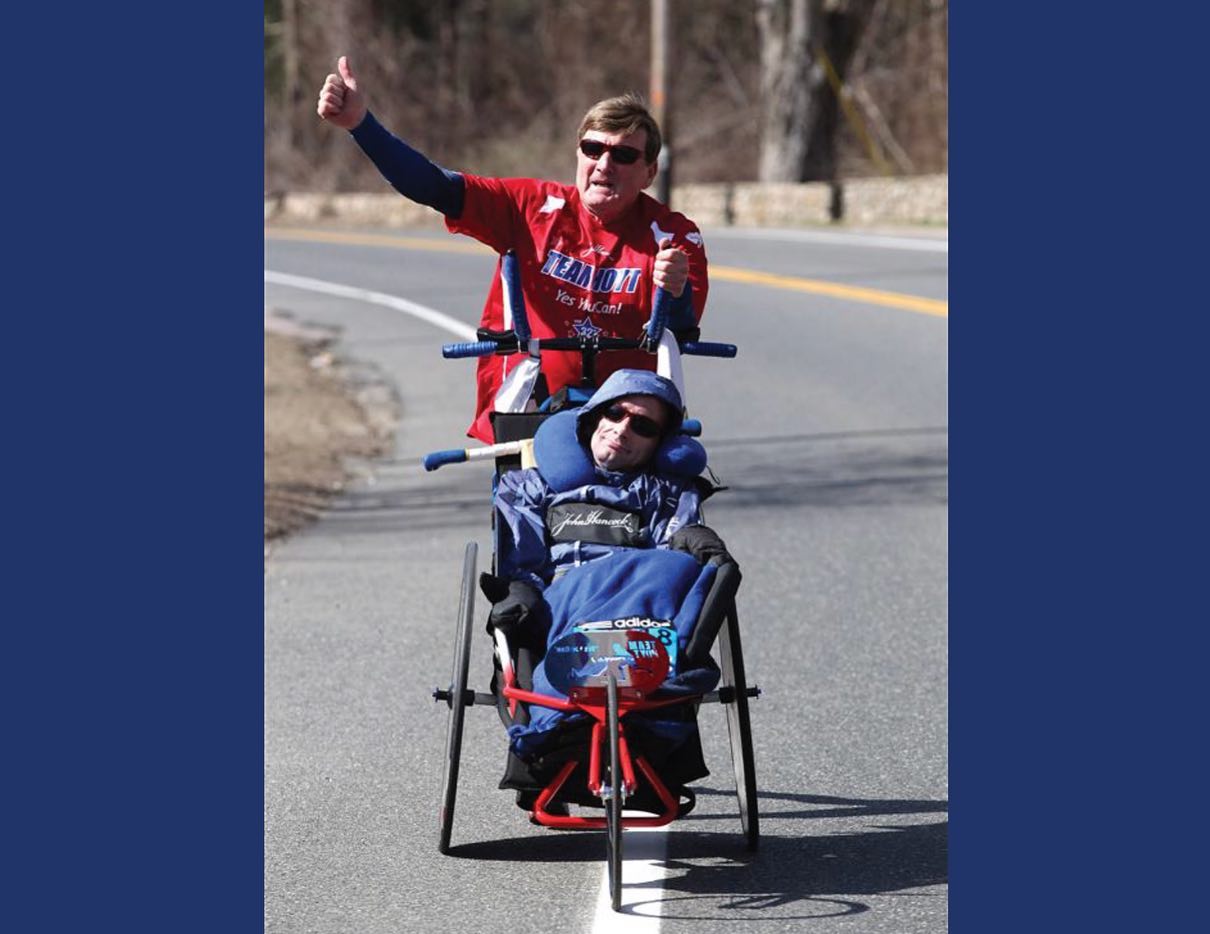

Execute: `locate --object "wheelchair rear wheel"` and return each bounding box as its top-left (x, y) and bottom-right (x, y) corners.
top-left (719, 606), bottom-right (759, 851)
top-left (438, 542), bottom-right (478, 855)
top-left (605, 673), bottom-right (623, 911)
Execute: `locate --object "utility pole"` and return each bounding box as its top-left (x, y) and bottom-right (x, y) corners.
top-left (650, 0), bottom-right (671, 205)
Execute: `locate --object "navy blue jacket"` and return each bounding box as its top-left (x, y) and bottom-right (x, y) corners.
top-left (495, 369), bottom-right (705, 589)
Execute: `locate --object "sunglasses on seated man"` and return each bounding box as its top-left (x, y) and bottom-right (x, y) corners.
top-left (599, 403), bottom-right (665, 438)
top-left (578, 139), bottom-right (644, 165)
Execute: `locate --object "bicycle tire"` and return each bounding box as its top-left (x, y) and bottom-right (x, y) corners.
top-left (438, 542), bottom-right (478, 854)
top-left (719, 606), bottom-right (759, 851)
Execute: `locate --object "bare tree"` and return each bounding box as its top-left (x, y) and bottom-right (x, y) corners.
top-left (755, 0), bottom-right (811, 181)
top-left (264, 0), bottom-right (943, 193)
top-left (755, 0), bottom-right (877, 182)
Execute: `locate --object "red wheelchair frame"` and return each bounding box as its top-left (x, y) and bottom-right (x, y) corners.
top-left (505, 657), bottom-right (697, 830)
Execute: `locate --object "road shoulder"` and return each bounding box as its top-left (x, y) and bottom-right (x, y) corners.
top-left (264, 308), bottom-right (398, 549)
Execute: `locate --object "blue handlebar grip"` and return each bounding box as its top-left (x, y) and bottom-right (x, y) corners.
top-left (443, 341), bottom-right (499, 359)
top-left (680, 419), bottom-right (702, 437)
top-left (422, 449), bottom-right (469, 471)
top-left (681, 341), bottom-right (738, 358)
top-left (501, 250), bottom-right (531, 343)
top-left (645, 286), bottom-right (672, 345)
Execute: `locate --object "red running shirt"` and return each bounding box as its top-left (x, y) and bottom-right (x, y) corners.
top-left (446, 175), bottom-right (709, 443)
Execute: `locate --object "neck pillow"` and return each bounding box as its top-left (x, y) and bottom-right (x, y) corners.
top-left (532, 409), bottom-right (707, 493)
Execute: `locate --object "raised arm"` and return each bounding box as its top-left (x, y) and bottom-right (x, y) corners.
top-left (317, 56), bottom-right (465, 217)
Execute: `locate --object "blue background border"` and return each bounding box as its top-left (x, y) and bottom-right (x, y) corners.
top-left (8, 3), bottom-right (1206, 931)
top-left (7, 6), bottom-right (263, 929)
top-left (951, 6), bottom-right (1206, 932)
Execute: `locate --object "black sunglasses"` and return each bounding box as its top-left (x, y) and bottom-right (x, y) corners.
top-left (600, 403), bottom-right (664, 438)
top-left (578, 139), bottom-right (644, 165)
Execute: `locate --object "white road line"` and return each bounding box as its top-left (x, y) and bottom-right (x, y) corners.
top-left (703, 226), bottom-right (948, 252)
top-left (265, 266), bottom-right (673, 929)
top-left (591, 825), bottom-right (668, 932)
top-left (263, 270), bottom-right (478, 340)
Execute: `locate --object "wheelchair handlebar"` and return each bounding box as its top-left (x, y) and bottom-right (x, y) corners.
top-left (501, 250), bottom-right (530, 343)
top-left (442, 340), bottom-right (500, 359)
top-left (643, 286), bottom-right (672, 348)
top-left (442, 335), bottom-right (737, 360)
top-left (680, 341), bottom-right (738, 358)
top-left (422, 440), bottom-right (527, 471)
top-left (443, 267), bottom-right (737, 359)
top-left (422, 448), bottom-right (469, 471)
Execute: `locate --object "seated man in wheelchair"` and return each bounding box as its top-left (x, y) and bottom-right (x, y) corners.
top-left (481, 367), bottom-right (738, 813)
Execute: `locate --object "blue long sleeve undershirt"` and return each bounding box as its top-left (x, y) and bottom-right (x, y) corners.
top-left (350, 111), bottom-right (466, 218)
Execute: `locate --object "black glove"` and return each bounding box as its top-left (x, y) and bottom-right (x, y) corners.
top-left (483, 577), bottom-right (548, 652)
top-left (670, 524), bottom-right (734, 566)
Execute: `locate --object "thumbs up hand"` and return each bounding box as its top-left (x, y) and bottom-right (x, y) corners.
top-left (317, 55), bottom-right (368, 130)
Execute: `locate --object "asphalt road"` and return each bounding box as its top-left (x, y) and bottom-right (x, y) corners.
top-left (264, 222), bottom-right (948, 933)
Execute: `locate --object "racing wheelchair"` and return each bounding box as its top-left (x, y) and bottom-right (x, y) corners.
top-left (424, 252), bottom-right (760, 911)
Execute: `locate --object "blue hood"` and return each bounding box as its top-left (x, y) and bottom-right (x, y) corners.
top-left (575, 369), bottom-right (684, 444)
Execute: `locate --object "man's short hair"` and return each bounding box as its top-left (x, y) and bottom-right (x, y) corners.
top-left (577, 93), bottom-right (662, 165)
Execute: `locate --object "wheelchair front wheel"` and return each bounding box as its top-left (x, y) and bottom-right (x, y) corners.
top-left (438, 541), bottom-right (478, 855)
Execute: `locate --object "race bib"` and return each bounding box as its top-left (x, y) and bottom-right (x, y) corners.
top-left (545, 626), bottom-right (673, 696)
top-left (575, 617), bottom-right (678, 670)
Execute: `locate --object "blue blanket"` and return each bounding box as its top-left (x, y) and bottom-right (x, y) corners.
top-left (507, 549), bottom-right (721, 759)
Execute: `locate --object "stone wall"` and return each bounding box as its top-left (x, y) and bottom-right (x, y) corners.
top-left (264, 191), bottom-right (446, 229)
top-left (265, 173), bottom-right (947, 230)
top-left (674, 174), bottom-right (948, 227)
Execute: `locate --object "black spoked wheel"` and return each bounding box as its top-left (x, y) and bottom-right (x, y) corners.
top-left (438, 542), bottom-right (478, 855)
top-left (719, 605), bottom-right (759, 851)
top-left (605, 672), bottom-right (623, 911)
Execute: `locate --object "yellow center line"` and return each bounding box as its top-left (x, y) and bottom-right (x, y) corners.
top-left (265, 226), bottom-right (948, 317)
top-left (710, 264), bottom-right (948, 317)
top-left (265, 226), bottom-right (492, 255)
